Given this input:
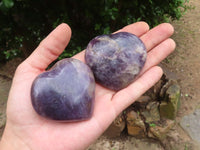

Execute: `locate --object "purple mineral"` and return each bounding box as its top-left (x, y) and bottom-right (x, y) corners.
top-left (85, 32), bottom-right (147, 91)
top-left (31, 58), bottom-right (95, 121)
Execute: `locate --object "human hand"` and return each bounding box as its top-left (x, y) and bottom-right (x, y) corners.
top-left (0, 22), bottom-right (175, 150)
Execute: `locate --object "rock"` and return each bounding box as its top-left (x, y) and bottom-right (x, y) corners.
top-left (126, 110), bottom-right (146, 138)
top-left (31, 58), bottom-right (95, 121)
top-left (141, 102), bottom-right (160, 123)
top-left (85, 32), bottom-right (147, 91)
top-left (124, 137), bottom-right (164, 150)
top-left (144, 79), bottom-right (164, 101)
top-left (134, 95), bottom-right (151, 110)
top-left (160, 64), bottom-right (178, 81)
top-left (0, 113), bottom-right (6, 129)
top-left (148, 120), bottom-right (175, 140)
top-left (136, 95), bottom-right (151, 103)
top-left (161, 129), bottom-right (195, 150)
top-left (153, 79), bottom-right (163, 97)
top-left (160, 80), bottom-right (178, 98)
top-left (104, 113), bottom-right (125, 138)
top-left (180, 109), bottom-right (200, 142)
top-left (87, 136), bottom-right (164, 150)
top-left (159, 84), bottom-right (181, 120)
top-left (159, 64), bottom-right (179, 98)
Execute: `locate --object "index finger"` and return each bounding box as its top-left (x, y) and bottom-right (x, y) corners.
top-left (25, 23), bottom-right (72, 71)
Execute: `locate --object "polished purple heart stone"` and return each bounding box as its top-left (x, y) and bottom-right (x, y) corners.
top-left (31, 58), bottom-right (95, 121)
top-left (85, 32), bottom-right (147, 91)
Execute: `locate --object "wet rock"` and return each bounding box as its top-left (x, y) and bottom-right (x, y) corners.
top-left (104, 113), bottom-right (125, 138)
top-left (141, 102), bottom-right (160, 123)
top-left (148, 120), bottom-right (175, 140)
top-left (160, 84), bottom-right (181, 120)
top-left (126, 110), bottom-right (146, 138)
top-left (180, 109), bottom-right (200, 142)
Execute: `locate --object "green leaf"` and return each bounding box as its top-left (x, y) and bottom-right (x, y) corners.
top-left (3, 0), bottom-right (14, 8)
top-left (95, 24), bottom-right (101, 31)
top-left (149, 123), bottom-right (156, 127)
top-left (112, 7), bottom-right (118, 12)
top-left (103, 26), bottom-right (110, 34)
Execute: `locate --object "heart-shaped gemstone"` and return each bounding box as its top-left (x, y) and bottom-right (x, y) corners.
top-left (31, 58), bottom-right (95, 121)
top-left (85, 32), bottom-right (147, 91)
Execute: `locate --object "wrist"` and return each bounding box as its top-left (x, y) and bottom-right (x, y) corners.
top-left (0, 124), bottom-right (30, 150)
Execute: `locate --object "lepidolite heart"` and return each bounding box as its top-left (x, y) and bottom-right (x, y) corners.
top-left (31, 58), bottom-right (95, 121)
top-left (85, 32), bottom-right (147, 91)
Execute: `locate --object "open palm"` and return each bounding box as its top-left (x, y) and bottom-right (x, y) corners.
top-left (1, 22), bottom-right (175, 150)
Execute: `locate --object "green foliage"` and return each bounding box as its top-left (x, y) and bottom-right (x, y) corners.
top-left (149, 123), bottom-right (156, 127)
top-left (0, 0), bottom-right (189, 62)
top-left (0, 0), bottom-right (14, 11)
top-left (3, 49), bottom-right (21, 60)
